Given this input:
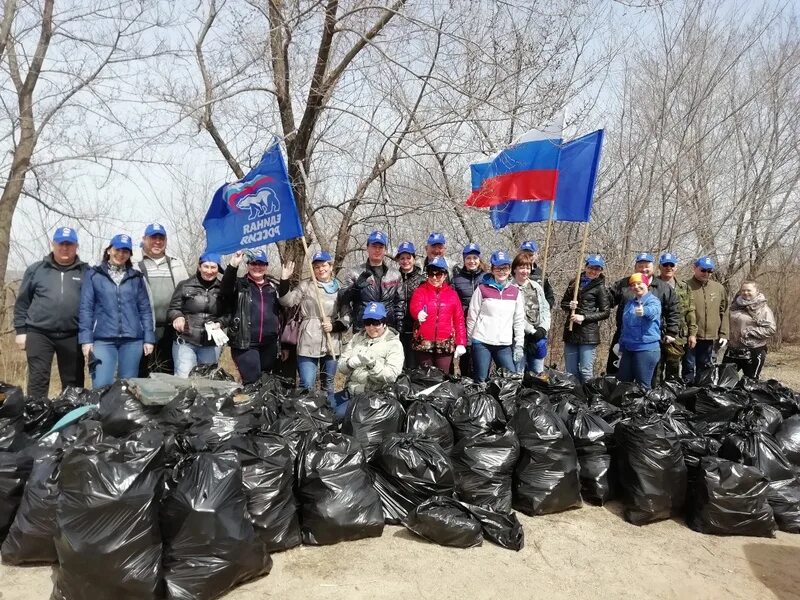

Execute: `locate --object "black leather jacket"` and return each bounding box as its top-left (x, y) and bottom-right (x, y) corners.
top-left (398, 267), bottom-right (426, 332)
top-left (341, 261), bottom-right (405, 332)
top-left (167, 273), bottom-right (227, 347)
top-left (220, 265), bottom-right (280, 350)
top-left (561, 274), bottom-right (611, 345)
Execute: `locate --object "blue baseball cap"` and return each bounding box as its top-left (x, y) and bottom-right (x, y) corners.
top-left (520, 240), bottom-right (539, 252)
top-left (462, 243), bottom-right (481, 256)
top-left (367, 230), bottom-right (388, 246)
top-left (311, 250), bottom-right (332, 263)
top-left (427, 232), bottom-right (446, 246)
top-left (634, 253), bottom-right (654, 263)
top-left (490, 250), bottom-right (511, 267)
top-left (247, 249), bottom-right (268, 264)
top-left (53, 226), bottom-right (78, 244)
top-left (585, 254), bottom-right (605, 269)
top-left (110, 234), bottom-right (132, 251)
top-left (144, 223), bottom-right (167, 237)
top-left (395, 241), bottom-right (416, 258)
top-left (199, 252), bottom-right (222, 266)
top-left (659, 252), bottom-right (679, 266)
top-left (425, 257), bottom-right (449, 272)
top-left (695, 256), bottom-right (715, 270)
top-left (363, 302), bottom-right (387, 320)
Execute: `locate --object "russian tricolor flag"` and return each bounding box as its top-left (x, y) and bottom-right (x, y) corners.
top-left (466, 117), bottom-right (604, 228)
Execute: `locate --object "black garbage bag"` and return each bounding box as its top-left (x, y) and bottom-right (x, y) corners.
top-left (0, 450), bottom-right (34, 544)
top-left (608, 381), bottom-right (650, 416)
top-left (583, 376), bottom-right (621, 401)
top-left (52, 427), bottom-right (165, 600)
top-left (218, 432), bottom-right (300, 552)
top-left (687, 456), bottom-right (775, 537)
top-left (188, 363), bottom-right (236, 381)
top-left (525, 368), bottom-right (584, 398)
top-left (343, 392), bottom-right (405, 460)
top-left (405, 365), bottom-right (449, 389)
top-left (296, 431), bottom-right (384, 545)
top-left (615, 416), bottom-right (687, 525)
top-left (737, 378), bottom-right (800, 419)
top-left (280, 388), bottom-right (335, 429)
top-left (510, 403), bottom-right (581, 515)
top-left (452, 425), bottom-right (519, 512)
top-left (487, 373), bottom-right (524, 418)
top-left (691, 404), bottom-right (741, 440)
top-left (733, 402), bottom-right (783, 435)
top-left (162, 451), bottom-right (272, 600)
top-left (187, 413), bottom-right (259, 451)
top-left (662, 404), bottom-right (698, 440)
top-left (567, 408), bottom-right (615, 505)
top-left (0, 383), bottom-right (27, 451)
top-left (696, 363), bottom-right (740, 389)
top-left (402, 496), bottom-right (524, 551)
top-left (588, 397), bottom-right (624, 426)
top-left (776, 415), bottom-right (800, 469)
top-left (515, 388), bottom-right (552, 410)
top-left (267, 415), bottom-right (317, 458)
top-left (404, 401), bottom-right (454, 453)
top-left (370, 434), bottom-right (455, 523)
top-left (719, 424), bottom-right (800, 533)
top-left (692, 388), bottom-right (749, 416)
top-left (448, 392), bottom-right (506, 441)
top-left (552, 393), bottom-right (587, 427)
top-left (96, 381), bottom-right (153, 437)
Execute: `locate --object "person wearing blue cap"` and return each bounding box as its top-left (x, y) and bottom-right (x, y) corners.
top-left (166, 252), bottom-right (229, 377)
top-left (278, 252), bottom-right (350, 407)
top-left (606, 252), bottom-right (679, 379)
top-left (335, 301), bottom-right (404, 419)
top-left (221, 249), bottom-right (281, 384)
top-left (655, 252), bottom-right (697, 383)
top-left (137, 222), bottom-right (188, 376)
top-left (79, 234), bottom-right (155, 387)
top-left (452, 243), bottom-right (486, 373)
top-left (510, 253), bottom-right (550, 374)
top-left (394, 241), bottom-right (426, 368)
top-left (560, 254), bottom-right (611, 383)
top-left (341, 231), bottom-right (404, 333)
top-left (422, 232), bottom-right (454, 276)
top-left (466, 250), bottom-right (525, 382)
top-left (13, 226), bottom-right (88, 398)
top-left (516, 241), bottom-right (555, 308)
top-left (684, 256), bottom-right (729, 383)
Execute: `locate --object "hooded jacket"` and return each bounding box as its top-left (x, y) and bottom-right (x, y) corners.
top-left (337, 327), bottom-right (404, 395)
top-left (409, 281), bottom-right (467, 347)
top-left (167, 273), bottom-right (228, 347)
top-left (728, 293), bottom-right (776, 349)
top-left (79, 263), bottom-right (155, 344)
top-left (513, 278), bottom-right (551, 333)
top-left (14, 254), bottom-right (88, 336)
top-left (560, 274), bottom-right (610, 345)
top-left (619, 293), bottom-right (662, 351)
top-left (466, 274), bottom-right (525, 348)
top-left (686, 277), bottom-right (730, 340)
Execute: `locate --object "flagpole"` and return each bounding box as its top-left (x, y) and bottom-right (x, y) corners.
top-left (294, 161), bottom-right (337, 359)
top-left (540, 199), bottom-right (555, 281)
top-left (568, 222), bottom-right (590, 332)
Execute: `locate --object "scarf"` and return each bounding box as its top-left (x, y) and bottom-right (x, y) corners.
top-left (318, 279), bottom-right (340, 295)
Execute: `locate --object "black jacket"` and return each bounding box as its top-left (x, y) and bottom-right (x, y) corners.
top-left (167, 273), bottom-right (228, 347)
top-left (561, 274), bottom-right (611, 345)
top-left (14, 254), bottom-right (88, 337)
top-left (608, 275), bottom-right (679, 338)
top-left (220, 265), bottom-right (280, 350)
top-left (398, 267), bottom-right (426, 332)
top-left (530, 265), bottom-right (555, 308)
top-left (451, 266), bottom-right (484, 313)
top-left (341, 261), bottom-right (404, 332)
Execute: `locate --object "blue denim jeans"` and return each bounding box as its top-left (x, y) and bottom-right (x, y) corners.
top-left (564, 343), bottom-right (598, 384)
top-left (682, 339), bottom-right (715, 384)
top-left (514, 353), bottom-right (544, 374)
top-left (173, 340), bottom-right (220, 378)
top-left (92, 338), bottom-right (143, 388)
top-left (297, 354), bottom-right (337, 406)
top-left (333, 390), bottom-right (351, 421)
top-left (471, 339), bottom-right (516, 383)
top-left (618, 348), bottom-right (661, 389)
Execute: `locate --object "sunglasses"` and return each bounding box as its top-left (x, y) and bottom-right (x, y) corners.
top-left (700, 268), bottom-right (714, 274)
top-left (661, 263), bottom-right (676, 268)
top-left (364, 319), bottom-right (385, 326)
top-left (427, 271), bottom-right (446, 278)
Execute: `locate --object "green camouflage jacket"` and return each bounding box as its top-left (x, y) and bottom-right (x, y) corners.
top-left (673, 279), bottom-right (698, 342)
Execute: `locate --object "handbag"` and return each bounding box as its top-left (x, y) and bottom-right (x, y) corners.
top-left (280, 304), bottom-right (302, 346)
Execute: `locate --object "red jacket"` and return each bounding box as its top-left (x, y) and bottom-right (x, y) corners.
top-left (409, 281), bottom-right (467, 346)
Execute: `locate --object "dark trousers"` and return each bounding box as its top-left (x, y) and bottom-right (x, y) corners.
top-left (138, 326), bottom-right (175, 377)
top-left (654, 342), bottom-right (684, 386)
top-left (25, 330), bottom-right (84, 399)
top-left (400, 331), bottom-right (417, 370)
top-left (605, 329), bottom-right (622, 375)
top-left (415, 351), bottom-right (453, 374)
top-left (682, 339), bottom-right (715, 384)
top-left (231, 335), bottom-right (279, 384)
top-left (723, 347), bottom-right (767, 379)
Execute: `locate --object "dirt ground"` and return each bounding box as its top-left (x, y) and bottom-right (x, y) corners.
top-left (3, 349), bottom-right (800, 599)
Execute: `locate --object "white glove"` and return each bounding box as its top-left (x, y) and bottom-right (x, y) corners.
top-left (513, 346), bottom-right (524, 364)
top-left (524, 322), bottom-right (535, 335)
top-left (664, 336), bottom-right (676, 344)
top-left (718, 338), bottom-right (728, 350)
top-left (612, 343), bottom-right (620, 356)
top-left (454, 345), bottom-right (466, 359)
top-left (347, 354), bottom-right (363, 369)
top-left (569, 300), bottom-right (578, 310)
top-left (417, 309), bottom-right (428, 323)
top-left (210, 329), bottom-right (229, 347)
top-left (360, 351), bottom-right (376, 369)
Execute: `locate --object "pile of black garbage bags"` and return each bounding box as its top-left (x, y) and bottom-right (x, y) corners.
top-left (1, 362), bottom-right (800, 599)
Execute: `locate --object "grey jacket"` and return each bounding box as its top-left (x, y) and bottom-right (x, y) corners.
top-left (728, 293), bottom-right (776, 349)
top-left (278, 278), bottom-right (350, 358)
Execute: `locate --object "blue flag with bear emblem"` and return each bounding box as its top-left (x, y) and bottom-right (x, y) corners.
top-left (203, 142), bottom-right (304, 254)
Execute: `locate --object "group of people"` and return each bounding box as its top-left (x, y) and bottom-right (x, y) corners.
top-left (14, 226), bottom-right (777, 413)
